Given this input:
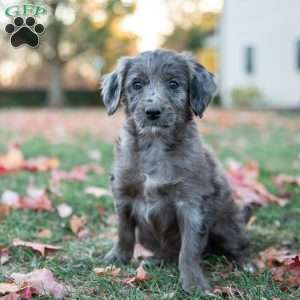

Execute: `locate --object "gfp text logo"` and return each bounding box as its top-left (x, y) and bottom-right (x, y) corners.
top-left (4, 3), bottom-right (47, 48)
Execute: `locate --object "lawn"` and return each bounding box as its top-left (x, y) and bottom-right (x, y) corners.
top-left (0, 108), bottom-right (299, 300)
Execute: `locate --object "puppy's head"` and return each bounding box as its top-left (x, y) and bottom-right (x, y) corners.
top-left (101, 49), bottom-right (217, 133)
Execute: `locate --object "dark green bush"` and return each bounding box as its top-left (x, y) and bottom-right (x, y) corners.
top-left (0, 89), bottom-right (102, 107)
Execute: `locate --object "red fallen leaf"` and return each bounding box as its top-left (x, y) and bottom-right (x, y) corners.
top-left (19, 287), bottom-right (33, 300)
top-left (122, 264), bottom-right (151, 286)
top-left (133, 243), bottom-right (154, 260)
top-left (11, 269), bottom-right (68, 299)
top-left (51, 164), bottom-right (103, 185)
top-left (259, 247), bottom-right (300, 287)
top-left (12, 239), bottom-right (61, 257)
top-left (226, 159), bottom-right (288, 207)
top-left (1, 189), bottom-right (53, 212)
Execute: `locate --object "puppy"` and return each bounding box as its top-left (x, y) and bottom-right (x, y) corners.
top-left (101, 49), bottom-right (250, 292)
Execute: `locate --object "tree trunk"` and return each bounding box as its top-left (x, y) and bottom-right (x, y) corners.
top-left (47, 60), bottom-right (66, 107)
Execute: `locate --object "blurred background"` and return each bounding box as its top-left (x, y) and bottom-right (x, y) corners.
top-left (0, 0), bottom-right (299, 109)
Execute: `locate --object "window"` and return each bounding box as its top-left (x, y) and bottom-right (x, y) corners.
top-left (245, 46), bottom-right (254, 74)
top-left (297, 40), bottom-right (300, 71)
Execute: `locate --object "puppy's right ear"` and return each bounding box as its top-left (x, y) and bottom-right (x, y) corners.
top-left (101, 57), bottom-right (131, 115)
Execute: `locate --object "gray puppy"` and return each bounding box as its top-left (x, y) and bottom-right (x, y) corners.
top-left (101, 49), bottom-right (250, 292)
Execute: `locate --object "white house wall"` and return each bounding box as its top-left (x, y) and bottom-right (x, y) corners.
top-left (220, 0), bottom-right (300, 108)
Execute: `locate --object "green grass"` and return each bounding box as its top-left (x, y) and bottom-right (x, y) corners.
top-left (0, 114), bottom-right (300, 299)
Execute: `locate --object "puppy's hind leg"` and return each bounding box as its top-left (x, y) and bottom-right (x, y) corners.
top-left (210, 205), bottom-right (253, 271)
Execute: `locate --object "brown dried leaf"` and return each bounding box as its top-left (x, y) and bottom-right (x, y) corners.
top-left (0, 204), bottom-right (11, 219)
top-left (0, 283), bottom-right (21, 295)
top-left (122, 264), bottom-right (151, 286)
top-left (94, 266), bottom-right (121, 277)
top-left (213, 286), bottom-right (244, 298)
top-left (11, 268), bottom-right (68, 299)
top-left (69, 215), bottom-right (90, 239)
top-left (0, 292), bottom-right (20, 300)
top-left (0, 248), bottom-right (10, 265)
top-left (37, 229), bottom-right (52, 239)
top-left (69, 215), bottom-right (86, 234)
top-left (23, 157), bottom-right (59, 172)
top-left (12, 239), bottom-right (61, 257)
top-left (0, 146), bottom-right (24, 174)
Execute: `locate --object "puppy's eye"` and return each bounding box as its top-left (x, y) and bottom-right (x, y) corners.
top-left (168, 80), bottom-right (179, 89)
top-left (132, 81), bottom-right (143, 90)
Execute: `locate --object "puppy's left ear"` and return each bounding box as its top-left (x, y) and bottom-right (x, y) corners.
top-left (101, 57), bottom-right (131, 115)
top-left (183, 53), bottom-right (217, 118)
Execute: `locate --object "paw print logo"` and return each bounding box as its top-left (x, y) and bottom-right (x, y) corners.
top-left (5, 16), bottom-right (45, 48)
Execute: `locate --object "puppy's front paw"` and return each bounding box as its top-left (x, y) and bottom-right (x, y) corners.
top-left (180, 271), bottom-right (211, 294)
top-left (104, 247), bottom-right (131, 265)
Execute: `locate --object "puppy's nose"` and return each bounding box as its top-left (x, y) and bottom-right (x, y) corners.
top-left (145, 108), bottom-right (161, 120)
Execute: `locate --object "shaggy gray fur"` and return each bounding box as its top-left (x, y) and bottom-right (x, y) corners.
top-left (101, 49), bottom-right (250, 292)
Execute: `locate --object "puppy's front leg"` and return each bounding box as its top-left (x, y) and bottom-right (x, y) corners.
top-left (104, 203), bottom-right (135, 264)
top-left (176, 201), bottom-right (210, 293)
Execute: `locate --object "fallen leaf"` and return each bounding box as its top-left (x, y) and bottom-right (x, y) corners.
top-left (226, 159), bottom-right (288, 207)
top-left (0, 204), bottom-right (11, 219)
top-left (106, 214), bottom-right (118, 226)
top-left (0, 292), bottom-right (20, 300)
top-left (84, 187), bottom-right (111, 198)
top-left (12, 239), bottom-right (61, 257)
top-left (259, 247), bottom-right (300, 287)
top-left (69, 215), bottom-right (85, 234)
top-left (96, 204), bottom-right (106, 216)
top-left (0, 247), bottom-right (10, 265)
top-left (213, 286), bottom-right (244, 298)
top-left (69, 215), bottom-right (90, 239)
top-left (87, 149), bottom-right (102, 161)
top-left (1, 191), bottom-right (19, 207)
top-left (37, 229), bottom-right (52, 239)
top-left (94, 266), bottom-right (121, 277)
top-left (23, 157), bottom-right (59, 172)
top-left (1, 189), bottom-right (53, 212)
top-left (0, 145), bottom-right (59, 175)
top-left (0, 283), bottom-right (21, 295)
top-left (56, 203), bottom-right (73, 218)
top-left (0, 145), bottom-right (24, 174)
top-left (275, 174), bottom-right (300, 192)
top-left (11, 268), bottom-right (68, 299)
top-left (133, 243), bottom-right (154, 260)
top-left (122, 263), bottom-right (151, 286)
top-left (51, 164), bottom-right (103, 185)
